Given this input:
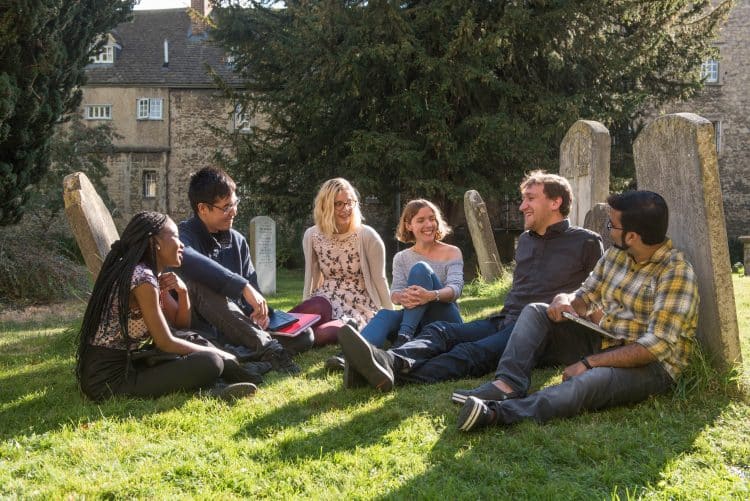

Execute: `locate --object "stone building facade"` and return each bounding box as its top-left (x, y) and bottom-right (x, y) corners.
top-left (80, 2), bottom-right (244, 224)
top-left (656, 0), bottom-right (749, 243)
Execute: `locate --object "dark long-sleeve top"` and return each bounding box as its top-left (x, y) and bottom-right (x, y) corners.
top-left (494, 219), bottom-right (603, 324)
top-left (177, 215), bottom-right (260, 315)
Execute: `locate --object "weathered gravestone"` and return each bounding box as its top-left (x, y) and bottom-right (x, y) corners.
top-left (63, 172), bottom-right (119, 280)
top-left (464, 190), bottom-right (503, 281)
top-left (583, 203), bottom-right (613, 250)
top-left (633, 112), bottom-right (742, 371)
top-left (248, 216), bottom-right (276, 295)
top-left (560, 120), bottom-right (611, 227)
top-left (740, 235), bottom-right (750, 277)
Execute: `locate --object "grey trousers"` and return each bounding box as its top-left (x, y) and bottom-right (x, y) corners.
top-left (489, 303), bottom-right (674, 425)
top-left (187, 281), bottom-right (285, 359)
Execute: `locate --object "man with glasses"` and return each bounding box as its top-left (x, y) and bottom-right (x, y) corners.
top-left (455, 191), bottom-right (699, 431)
top-left (176, 167), bottom-right (304, 375)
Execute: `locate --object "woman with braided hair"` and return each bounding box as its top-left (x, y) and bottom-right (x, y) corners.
top-left (76, 211), bottom-right (257, 401)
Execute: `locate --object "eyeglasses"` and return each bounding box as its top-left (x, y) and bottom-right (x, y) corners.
top-left (206, 198), bottom-right (241, 214)
top-left (334, 200), bottom-right (358, 210)
top-left (606, 219), bottom-right (624, 231)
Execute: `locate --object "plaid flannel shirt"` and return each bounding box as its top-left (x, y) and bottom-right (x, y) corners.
top-left (575, 239), bottom-right (699, 381)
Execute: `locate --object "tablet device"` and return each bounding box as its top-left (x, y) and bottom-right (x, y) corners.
top-left (562, 312), bottom-right (620, 340)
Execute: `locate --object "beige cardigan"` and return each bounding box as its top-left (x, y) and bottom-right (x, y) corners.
top-left (302, 225), bottom-right (393, 310)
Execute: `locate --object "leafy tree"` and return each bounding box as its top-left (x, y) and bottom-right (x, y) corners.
top-left (0, 0), bottom-right (134, 225)
top-left (25, 114), bottom-right (120, 229)
top-left (211, 0), bottom-right (731, 227)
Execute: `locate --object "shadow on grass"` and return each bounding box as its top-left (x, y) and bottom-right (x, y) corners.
top-left (0, 328), bottom-right (192, 440)
top-left (375, 388), bottom-right (733, 499)
top-left (234, 386), bottom-right (409, 460)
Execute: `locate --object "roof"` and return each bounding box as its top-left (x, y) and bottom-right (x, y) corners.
top-left (85, 8), bottom-right (242, 88)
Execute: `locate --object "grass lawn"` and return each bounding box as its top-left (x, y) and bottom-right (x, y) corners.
top-left (0, 270), bottom-right (748, 499)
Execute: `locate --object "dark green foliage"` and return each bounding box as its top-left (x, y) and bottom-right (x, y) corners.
top-left (0, 0), bottom-right (134, 225)
top-left (0, 114), bottom-right (119, 305)
top-left (211, 0), bottom-right (730, 226)
top-left (29, 114), bottom-right (120, 228)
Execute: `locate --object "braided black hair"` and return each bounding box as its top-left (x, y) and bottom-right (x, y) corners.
top-left (75, 211), bottom-right (168, 391)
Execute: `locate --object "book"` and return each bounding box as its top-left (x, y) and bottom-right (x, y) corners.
top-left (562, 311), bottom-right (619, 340)
top-left (271, 312), bottom-right (321, 337)
top-left (267, 309), bottom-right (299, 331)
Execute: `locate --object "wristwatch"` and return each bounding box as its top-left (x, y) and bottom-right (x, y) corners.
top-left (433, 290), bottom-right (440, 302)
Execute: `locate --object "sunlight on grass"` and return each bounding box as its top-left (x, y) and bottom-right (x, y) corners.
top-left (0, 270), bottom-right (748, 498)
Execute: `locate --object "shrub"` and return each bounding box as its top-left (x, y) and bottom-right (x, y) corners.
top-left (0, 220), bottom-right (90, 305)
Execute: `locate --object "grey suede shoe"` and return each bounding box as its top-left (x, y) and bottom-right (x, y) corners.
top-left (452, 381), bottom-right (523, 405)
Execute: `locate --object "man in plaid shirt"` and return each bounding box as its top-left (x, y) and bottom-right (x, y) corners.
top-left (454, 191), bottom-right (699, 431)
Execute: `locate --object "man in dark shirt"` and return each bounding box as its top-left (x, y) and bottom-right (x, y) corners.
top-left (338, 171), bottom-right (603, 391)
top-left (177, 167), bottom-right (309, 374)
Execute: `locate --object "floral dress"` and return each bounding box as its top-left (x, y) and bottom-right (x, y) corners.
top-left (310, 229), bottom-right (377, 329)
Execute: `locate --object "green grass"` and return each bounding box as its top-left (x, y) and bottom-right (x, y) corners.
top-left (1, 271), bottom-right (748, 499)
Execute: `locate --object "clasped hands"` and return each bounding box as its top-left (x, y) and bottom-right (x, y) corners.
top-left (399, 285), bottom-right (433, 309)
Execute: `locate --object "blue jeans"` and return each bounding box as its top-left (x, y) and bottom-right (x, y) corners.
top-left (488, 303), bottom-right (674, 425)
top-left (361, 261), bottom-right (463, 347)
top-left (393, 318), bottom-right (515, 384)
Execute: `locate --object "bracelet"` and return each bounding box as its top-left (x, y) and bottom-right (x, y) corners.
top-left (433, 290), bottom-right (440, 302)
top-left (580, 356), bottom-right (593, 370)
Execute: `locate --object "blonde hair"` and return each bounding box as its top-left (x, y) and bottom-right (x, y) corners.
top-left (396, 199), bottom-right (451, 243)
top-left (313, 178), bottom-right (363, 235)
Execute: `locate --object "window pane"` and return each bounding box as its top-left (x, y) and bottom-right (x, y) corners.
top-left (701, 59), bottom-right (718, 83)
top-left (85, 105), bottom-right (111, 120)
top-left (143, 171), bottom-right (157, 198)
top-left (137, 99), bottom-right (149, 119)
top-left (149, 98), bottom-right (162, 119)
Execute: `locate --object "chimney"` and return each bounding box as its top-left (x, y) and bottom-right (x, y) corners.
top-left (190, 0), bottom-right (211, 17)
top-left (189, 0), bottom-right (211, 38)
top-left (163, 39), bottom-right (169, 67)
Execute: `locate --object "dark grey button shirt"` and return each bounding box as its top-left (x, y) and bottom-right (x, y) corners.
top-left (492, 219), bottom-right (603, 325)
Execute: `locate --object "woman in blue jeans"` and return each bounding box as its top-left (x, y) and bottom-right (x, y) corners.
top-left (361, 199), bottom-right (464, 347)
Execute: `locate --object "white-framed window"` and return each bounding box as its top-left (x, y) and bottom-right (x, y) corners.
top-left (143, 171), bottom-right (158, 198)
top-left (84, 104), bottom-right (112, 120)
top-left (137, 98), bottom-right (163, 120)
top-left (701, 58), bottom-right (719, 83)
top-left (234, 104), bottom-right (256, 133)
top-left (91, 45), bottom-right (114, 64)
top-left (711, 120), bottom-right (721, 154)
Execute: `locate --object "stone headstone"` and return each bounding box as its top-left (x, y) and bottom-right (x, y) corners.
top-left (248, 216), bottom-right (276, 295)
top-left (739, 235), bottom-right (750, 277)
top-left (633, 112), bottom-right (741, 371)
top-left (560, 120), bottom-right (611, 227)
top-left (583, 203), bottom-right (613, 250)
top-left (63, 172), bottom-right (119, 280)
top-left (464, 190), bottom-right (503, 281)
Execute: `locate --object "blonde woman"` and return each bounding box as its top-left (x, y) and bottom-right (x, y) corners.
top-left (356, 199), bottom-right (464, 348)
top-left (292, 178), bottom-right (392, 345)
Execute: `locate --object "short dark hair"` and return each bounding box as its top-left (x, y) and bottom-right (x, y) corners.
top-left (188, 167), bottom-right (237, 214)
top-left (520, 170), bottom-right (573, 216)
top-left (607, 191), bottom-right (668, 245)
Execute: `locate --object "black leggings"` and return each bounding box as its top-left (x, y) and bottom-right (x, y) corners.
top-left (80, 345), bottom-right (223, 401)
top-left (119, 351), bottom-right (223, 398)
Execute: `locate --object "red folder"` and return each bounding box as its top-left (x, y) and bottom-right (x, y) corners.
top-left (271, 312), bottom-right (321, 337)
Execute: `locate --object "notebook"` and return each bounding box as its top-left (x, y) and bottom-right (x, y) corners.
top-left (271, 312), bottom-right (321, 337)
top-left (562, 312), bottom-right (619, 340)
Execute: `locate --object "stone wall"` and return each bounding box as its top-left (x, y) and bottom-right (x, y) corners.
top-left (87, 87), bottom-right (237, 225)
top-left (657, 0), bottom-right (750, 241)
top-left (167, 88), bottom-right (235, 222)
